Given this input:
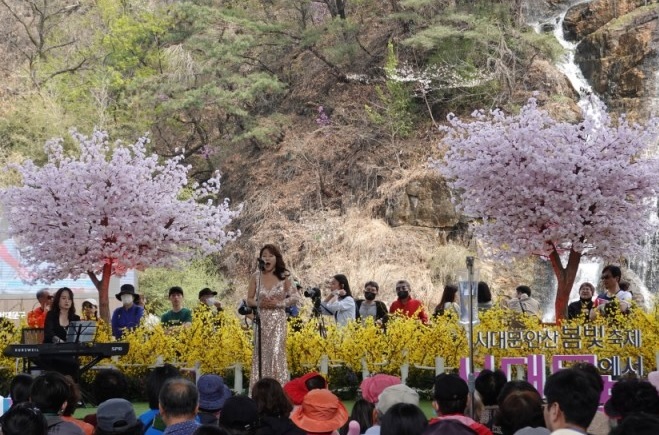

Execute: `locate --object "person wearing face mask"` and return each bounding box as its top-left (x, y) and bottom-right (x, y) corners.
top-left (389, 280), bottom-right (428, 324)
top-left (111, 284), bottom-right (145, 339)
top-left (355, 281), bottom-right (388, 327)
top-left (198, 288), bottom-right (224, 312)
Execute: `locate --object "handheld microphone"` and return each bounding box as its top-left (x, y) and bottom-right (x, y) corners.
top-left (257, 258), bottom-right (266, 271)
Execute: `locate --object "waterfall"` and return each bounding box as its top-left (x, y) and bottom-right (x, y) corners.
top-left (534, 0), bottom-right (604, 117)
top-left (526, 0), bottom-right (655, 318)
top-left (628, 211), bottom-right (659, 306)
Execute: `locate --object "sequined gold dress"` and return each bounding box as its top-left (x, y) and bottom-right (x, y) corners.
top-left (250, 279), bottom-right (294, 390)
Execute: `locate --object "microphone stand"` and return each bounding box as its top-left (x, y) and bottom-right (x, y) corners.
top-left (255, 260), bottom-right (264, 381)
top-left (466, 256), bottom-right (475, 419)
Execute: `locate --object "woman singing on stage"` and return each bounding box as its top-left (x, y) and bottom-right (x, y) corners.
top-left (246, 244), bottom-right (299, 389)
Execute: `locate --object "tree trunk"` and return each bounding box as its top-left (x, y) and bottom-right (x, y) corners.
top-left (548, 248), bottom-right (581, 322)
top-left (88, 261), bottom-right (113, 322)
top-left (336, 0), bottom-right (346, 19)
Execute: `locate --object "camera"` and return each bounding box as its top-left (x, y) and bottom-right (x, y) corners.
top-left (304, 287), bottom-right (321, 299)
top-left (238, 300), bottom-right (256, 316)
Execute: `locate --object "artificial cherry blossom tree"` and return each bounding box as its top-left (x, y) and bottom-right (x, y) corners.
top-left (0, 130), bottom-right (240, 321)
top-left (438, 97), bottom-right (659, 320)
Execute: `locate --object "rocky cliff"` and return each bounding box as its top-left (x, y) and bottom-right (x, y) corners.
top-left (566, 0), bottom-right (659, 119)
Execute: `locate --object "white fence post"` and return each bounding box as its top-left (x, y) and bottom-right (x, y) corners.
top-left (435, 357), bottom-right (445, 376)
top-left (234, 363), bottom-right (243, 394)
top-left (320, 354), bottom-right (329, 376)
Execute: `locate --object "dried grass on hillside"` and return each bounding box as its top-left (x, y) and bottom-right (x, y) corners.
top-left (227, 207), bottom-right (481, 309)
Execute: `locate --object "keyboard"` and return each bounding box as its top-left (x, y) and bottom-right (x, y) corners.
top-left (3, 342), bottom-right (129, 358)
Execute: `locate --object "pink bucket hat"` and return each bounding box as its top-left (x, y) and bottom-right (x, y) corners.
top-left (360, 374), bottom-right (401, 404)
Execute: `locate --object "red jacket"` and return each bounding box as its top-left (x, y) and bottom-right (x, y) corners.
top-left (27, 307), bottom-right (47, 328)
top-left (389, 298), bottom-right (428, 324)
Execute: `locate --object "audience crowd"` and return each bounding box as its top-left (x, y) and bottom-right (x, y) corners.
top-left (11, 263), bottom-right (654, 435)
top-left (4, 361), bottom-right (659, 435)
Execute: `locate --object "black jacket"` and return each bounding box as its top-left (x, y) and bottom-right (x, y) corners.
top-left (567, 299), bottom-right (593, 320)
top-left (257, 416), bottom-right (305, 435)
top-left (355, 299), bottom-right (388, 324)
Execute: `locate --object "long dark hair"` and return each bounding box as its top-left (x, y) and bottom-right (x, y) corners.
top-left (477, 281), bottom-right (492, 303)
top-left (334, 274), bottom-right (352, 299)
top-left (339, 398), bottom-right (374, 435)
top-left (51, 287), bottom-right (76, 319)
top-left (251, 377), bottom-right (293, 417)
top-left (259, 244), bottom-right (289, 280)
top-left (436, 285), bottom-right (458, 315)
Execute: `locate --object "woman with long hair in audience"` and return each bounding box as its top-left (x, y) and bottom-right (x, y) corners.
top-left (434, 285), bottom-right (459, 317)
top-left (321, 274), bottom-right (356, 327)
top-left (339, 398), bottom-right (374, 435)
top-left (252, 378), bottom-right (304, 435)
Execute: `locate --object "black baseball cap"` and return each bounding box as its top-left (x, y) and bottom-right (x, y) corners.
top-left (198, 288), bottom-right (218, 299)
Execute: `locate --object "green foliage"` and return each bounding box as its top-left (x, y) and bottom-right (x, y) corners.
top-left (397, 0), bottom-right (561, 110)
top-left (0, 93), bottom-right (81, 162)
top-left (138, 257), bottom-right (230, 316)
top-left (514, 26), bottom-right (564, 63)
top-left (317, 19), bottom-right (362, 67)
top-left (364, 42), bottom-right (416, 143)
top-left (129, 1), bottom-right (286, 162)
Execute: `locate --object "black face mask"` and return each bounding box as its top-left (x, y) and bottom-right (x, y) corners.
top-left (364, 292), bottom-right (376, 301)
top-left (397, 291), bottom-right (409, 300)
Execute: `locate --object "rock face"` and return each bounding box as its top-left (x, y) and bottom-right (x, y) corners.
top-left (574, 5), bottom-right (659, 118)
top-left (563, 0), bottom-right (650, 41)
top-left (522, 0), bottom-right (567, 24)
top-left (384, 176), bottom-right (461, 230)
top-left (520, 58), bottom-right (582, 121)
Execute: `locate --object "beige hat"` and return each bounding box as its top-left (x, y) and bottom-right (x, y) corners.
top-left (376, 384), bottom-right (419, 414)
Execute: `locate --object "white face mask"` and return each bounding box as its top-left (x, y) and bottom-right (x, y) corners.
top-left (206, 297), bottom-right (216, 306)
top-left (121, 294), bottom-right (133, 305)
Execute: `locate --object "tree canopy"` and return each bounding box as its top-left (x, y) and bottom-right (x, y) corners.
top-left (0, 130), bottom-right (240, 320)
top-left (438, 97), bottom-right (659, 320)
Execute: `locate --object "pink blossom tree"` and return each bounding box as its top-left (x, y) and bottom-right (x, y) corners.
top-left (438, 97), bottom-right (659, 320)
top-left (0, 130), bottom-right (240, 321)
